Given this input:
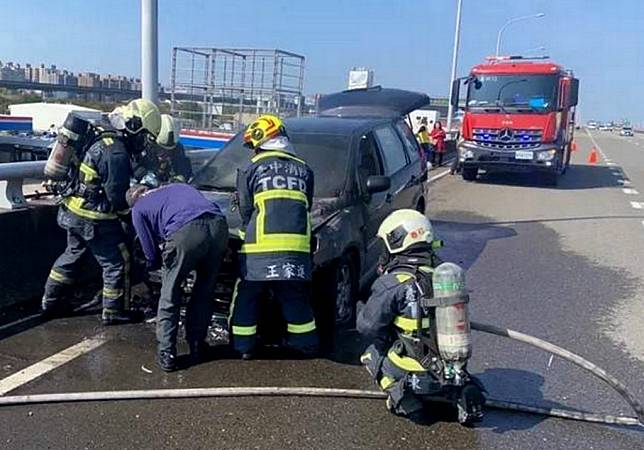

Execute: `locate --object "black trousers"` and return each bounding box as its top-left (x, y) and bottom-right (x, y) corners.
top-left (157, 214), bottom-right (228, 354)
top-left (230, 280), bottom-right (318, 354)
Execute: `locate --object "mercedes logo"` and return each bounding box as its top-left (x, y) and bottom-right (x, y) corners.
top-left (499, 128), bottom-right (514, 141)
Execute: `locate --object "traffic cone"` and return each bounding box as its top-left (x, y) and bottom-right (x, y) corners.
top-left (571, 141), bottom-right (578, 152)
top-left (588, 147), bottom-right (598, 164)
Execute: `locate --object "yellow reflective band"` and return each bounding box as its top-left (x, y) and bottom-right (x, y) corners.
top-left (379, 376), bottom-right (396, 390)
top-left (395, 273), bottom-right (414, 283)
top-left (102, 287), bottom-right (123, 299)
top-left (360, 352), bottom-right (372, 364)
top-left (253, 189), bottom-right (308, 206)
top-left (63, 197), bottom-right (117, 220)
top-left (393, 316), bottom-right (430, 332)
top-left (241, 236), bottom-right (311, 254)
top-left (252, 150), bottom-right (306, 165)
top-left (79, 163), bottom-right (99, 182)
top-left (117, 243), bottom-right (130, 310)
top-left (419, 266), bottom-right (433, 273)
top-left (387, 349), bottom-right (427, 372)
top-left (232, 325), bottom-right (257, 336)
top-left (287, 320), bottom-right (316, 334)
top-left (49, 269), bottom-right (72, 284)
top-left (101, 137), bottom-right (115, 146)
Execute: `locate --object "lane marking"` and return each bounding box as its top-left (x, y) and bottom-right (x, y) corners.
top-left (0, 335), bottom-right (106, 395)
top-left (623, 188), bottom-right (639, 195)
top-left (607, 162), bottom-right (617, 166)
top-left (0, 298), bottom-right (100, 334)
top-left (630, 202), bottom-right (644, 209)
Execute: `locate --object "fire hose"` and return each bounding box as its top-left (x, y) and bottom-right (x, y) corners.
top-left (0, 322), bottom-right (641, 428)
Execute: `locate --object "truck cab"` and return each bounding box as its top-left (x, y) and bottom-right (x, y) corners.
top-left (451, 56), bottom-right (579, 185)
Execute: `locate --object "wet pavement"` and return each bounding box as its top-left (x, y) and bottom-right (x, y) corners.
top-left (1, 131), bottom-right (644, 449)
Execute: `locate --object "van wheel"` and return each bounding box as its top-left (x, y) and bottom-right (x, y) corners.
top-left (462, 167), bottom-right (477, 181)
top-left (542, 172), bottom-right (558, 186)
top-left (332, 254), bottom-right (358, 326)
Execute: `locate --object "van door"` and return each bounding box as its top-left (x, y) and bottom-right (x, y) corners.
top-left (394, 119), bottom-right (424, 208)
top-left (373, 124), bottom-right (412, 212)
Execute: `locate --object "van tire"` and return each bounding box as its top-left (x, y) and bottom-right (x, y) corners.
top-left (462, 167), bottom-right (477, 181)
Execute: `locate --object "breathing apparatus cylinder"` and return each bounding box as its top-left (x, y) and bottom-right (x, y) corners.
top-left (432, 262), bottom-right (472, 364)
top-left (44, 113), bottom-right (91, 180)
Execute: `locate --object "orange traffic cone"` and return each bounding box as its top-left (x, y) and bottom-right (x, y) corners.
top-left (588, 147), bottom-right (598, 164)
top-left (571, 141), bottom-right (578, 152)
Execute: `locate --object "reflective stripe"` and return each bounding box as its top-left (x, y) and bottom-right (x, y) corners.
top-left (287, 320), bottom-right (316, 334)
top-left (360, 352), bottom-right (372, 364)
top-left (241, 189), bottom-right (310, 254)
top-left (101, 137), bottom-right (114, 146)
top-left (102, 287), bottom-right (123, 299)
top-left (232, 325), bottom-right (257, 336)
top-left (227, 278), bottom-right (241, 325)
top-left (419, 265), bottom-right (433, 274)
top-left (49, 269), bottom-right (72, 284)
top-left (251, 150), bottom-right (306, 165)
top-left (63, 196), bottom-right (117, 220)
top-left (395, 273), bottom-right (414, 283)
top-left (379, 376), bottom-right (395, 390)
top-left (117, 243), bottom-right (130, 310)
top-left (79, 163), bottom-right (99, 182)
top-left (387, 349), bottom-right (426, 372)
top-left (393, 316), bottom-right (430, 332)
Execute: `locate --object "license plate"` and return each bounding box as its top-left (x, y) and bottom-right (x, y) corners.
top-left (515, 151), bottom-right (534, 160)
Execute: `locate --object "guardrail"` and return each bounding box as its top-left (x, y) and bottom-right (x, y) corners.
top-left (0, 161), bottom-right (46, 210)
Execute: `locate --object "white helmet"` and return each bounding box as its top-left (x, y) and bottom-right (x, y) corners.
top-left (378, 209), bottom-right (434, 254)
top-left (157, 114), bottom-right (180, 149)
top-left (108, 98), bottom-right (162, 138)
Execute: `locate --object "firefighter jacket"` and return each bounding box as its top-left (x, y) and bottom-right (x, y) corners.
top-left (236, 149), bottom-right (314, 281)
top-left (357, 257), bottom-right (437, 373)
top-left (62, 132), bottom-right (131, 221)
top-left (133, 142), bottom-right (192, 185)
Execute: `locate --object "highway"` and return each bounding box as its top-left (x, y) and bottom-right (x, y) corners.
top-left (0, 130), bottom-right (643, 449)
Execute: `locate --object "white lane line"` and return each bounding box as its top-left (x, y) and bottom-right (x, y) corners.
top-left (618, 179), bottom-right (632, 186)
top-left (429, 169), bottom-right (451, 183)
top-left (623, 188), bottom-right (639, 195)
top-left (0, 335), bottom-right (106, 395)
top-left (607, 162), bottom-right (617, 166)
top-left (641, 220), bottom-right (644, 229)
top-left (630, 201), bottom-right (644, 209)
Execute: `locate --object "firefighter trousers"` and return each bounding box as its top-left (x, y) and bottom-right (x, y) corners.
top-left (43, 213), bottom-right (131, 313)
top-left (229, 280), bottom-right (318, 355)
top-left (360, 343), bottom-right (425, 416)
top-left (156, 214), bottom-right (228, 355)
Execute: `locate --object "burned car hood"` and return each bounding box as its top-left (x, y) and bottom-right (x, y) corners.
top-left (318, 86), bottom-right (430, 118)
top-left (200, 190), bottom-right (344, 236)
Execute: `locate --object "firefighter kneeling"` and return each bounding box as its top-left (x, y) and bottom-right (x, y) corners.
top-left (357, 209), bottom-right (485, 425)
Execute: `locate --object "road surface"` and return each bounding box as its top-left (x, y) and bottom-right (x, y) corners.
top-left (0, 130), bottom-right (643, 449)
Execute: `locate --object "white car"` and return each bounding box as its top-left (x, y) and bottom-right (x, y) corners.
top-left (620, 127), bottom-right (634, 137)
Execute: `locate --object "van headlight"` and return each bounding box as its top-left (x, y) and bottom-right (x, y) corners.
top-left (537, 149), bottom-right (556, 161)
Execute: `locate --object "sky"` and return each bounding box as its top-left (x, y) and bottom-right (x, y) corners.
top-left (1, 0), bottom-right (642, 124)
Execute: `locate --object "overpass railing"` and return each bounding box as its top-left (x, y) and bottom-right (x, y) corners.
top-left (0, 161), bottom-right (47, 210)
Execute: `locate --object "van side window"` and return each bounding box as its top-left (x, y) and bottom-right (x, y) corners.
top-left (374, 125), bottom-right (408, 175)
top-left (395, 120), bottom-right (421, 163)
top-left (358, 133), bottom-right (384, 189)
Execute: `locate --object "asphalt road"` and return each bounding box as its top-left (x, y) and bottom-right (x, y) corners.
top-left (0, 130), bottom-right (644, 449)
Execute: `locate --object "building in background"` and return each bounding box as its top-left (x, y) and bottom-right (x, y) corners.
top-left (347, 67), bottom-right (374, 90)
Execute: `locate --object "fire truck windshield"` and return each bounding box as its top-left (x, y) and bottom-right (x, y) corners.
top-left (467, 74), bottom-right (558, 112)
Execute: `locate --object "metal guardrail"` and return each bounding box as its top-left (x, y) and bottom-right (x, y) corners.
top-left (0, 161), bottom-right (46, 210)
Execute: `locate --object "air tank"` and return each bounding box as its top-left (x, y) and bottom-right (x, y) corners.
top-left (432, 262), bottom-right (472, 363)
top-left (44, 113), bottom-right (90, 180)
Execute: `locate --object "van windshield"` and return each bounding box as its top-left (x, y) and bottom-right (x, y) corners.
top-left (193, 132), bottom-right (351, 198)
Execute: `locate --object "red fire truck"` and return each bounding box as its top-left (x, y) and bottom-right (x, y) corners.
top-left (451, 56), bottom-right (579, 185)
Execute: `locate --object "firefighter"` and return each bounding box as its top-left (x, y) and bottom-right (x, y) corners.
top-left (229, 114), bottom-right (318, 359)
top-left (133, 114), bottom-right (192, 187)
top-left (42, 98), bottom-right (162, 325)
top-left (357, 209), bottom-right (442, 420)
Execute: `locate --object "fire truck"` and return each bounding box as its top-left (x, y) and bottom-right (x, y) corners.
top-left (451, 56), bottom-right (579, 185)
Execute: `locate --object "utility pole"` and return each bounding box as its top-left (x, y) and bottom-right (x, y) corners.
top-left (141, 0), bottom-right (159, 103)
top-left (446, 0), bottom-right (463, 135)
top-left (495, 13), bottom-right (545, 57)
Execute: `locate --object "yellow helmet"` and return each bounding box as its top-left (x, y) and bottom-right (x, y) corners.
top-left (111, 99), bottom-right (162, 138)
top-left (378, 209), bottom-right (434, 254)
top-left (243, 114), bottom-right (287, 149)
top-left (157, 114), bottom-right (179, 149)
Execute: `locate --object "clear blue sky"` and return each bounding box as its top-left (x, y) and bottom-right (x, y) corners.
top-left (1, 0), bottom-right (642, 124)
